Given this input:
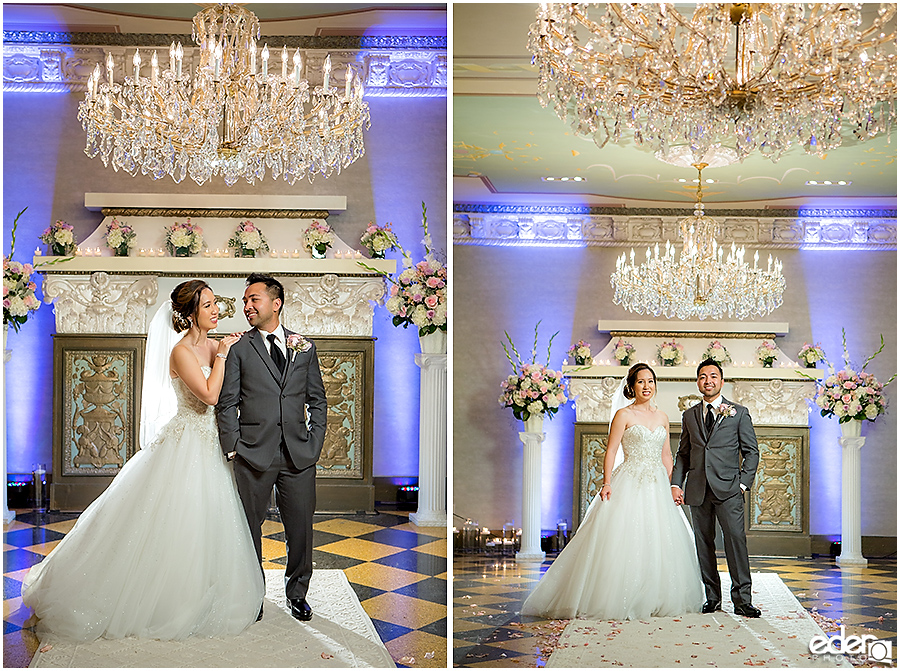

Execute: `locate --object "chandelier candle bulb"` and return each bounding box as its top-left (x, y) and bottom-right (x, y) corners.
top-left (293, 49), bottom-right (301, 86)
top-left (249, 39), bottom-right (256, 75)
top-left (175, 43), bottom-right (183, 80)
top-left (281, 46), bottom-right (288, 80)
top-left (346, 67), bottom-right (352, 99)
top-left (106, 51), bottom-right (114, 86)
top-left (133, 49), bottom-right (140, 82)
top-left (261, 44), bottom-right (269, 81)
top-left (214, 42), bottom-right (222, 80)
top-left (169, 42), bottom-right (175, 74)
top-left (323, 54), bottom-right (332, 90)
top-left (150, 51), bottom-right (158, 87)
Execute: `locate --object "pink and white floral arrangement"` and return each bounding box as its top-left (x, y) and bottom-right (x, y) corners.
top-left (499, 321), bottom-right (567, 422)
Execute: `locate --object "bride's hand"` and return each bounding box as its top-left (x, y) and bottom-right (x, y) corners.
top-left (600, 483), bottom-right (611, 501)
top-left (217, 333), bottom-right (241, 356)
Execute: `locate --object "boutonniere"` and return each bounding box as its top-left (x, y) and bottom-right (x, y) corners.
top-left (717, 402), bottom-right (737, 418)
top-left (286, 333), bottom-right (312, 354)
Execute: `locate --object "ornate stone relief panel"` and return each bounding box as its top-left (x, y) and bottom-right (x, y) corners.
top-left (3, 37), bottom-right (447, 98)
top-left (578, 433), bottom-right (608, 523)
top-left (568, 377), bottom-right (621, 422)
top-left (453, 207), bottom-right (896, 250)
top-left (317, 351), bottom-right (365, 479)
top-left (42, 273), bottom-right (157, 334)
top-left (282, 275), bottom-right (385, 337)
top-left (62, 349), bottom-right (137, 476)
top-left (750, 435), bottom-right (803, 532)
top-left (731, 380), bottom-right (816, 426)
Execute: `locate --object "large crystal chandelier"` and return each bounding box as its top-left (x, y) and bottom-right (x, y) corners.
top-left (78, 4), bottom-right (371, 186)
top-left (529, 3), bottom-right (896, 163)
top-left (610, 164), bottom-right (785, 320)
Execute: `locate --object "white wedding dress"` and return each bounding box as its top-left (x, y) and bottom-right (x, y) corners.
top-left (521, 424), bottom-right (703, 620)
top-left (22, 367), bottom-right (264, 641)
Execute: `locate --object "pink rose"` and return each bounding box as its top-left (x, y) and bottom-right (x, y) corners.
top-left (424, 295), bottom-right (438, 308)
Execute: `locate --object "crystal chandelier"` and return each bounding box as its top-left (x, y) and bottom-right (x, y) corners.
top-left (78, 4), bottom-right (371, 186)
top-left (529, 3), bottom-right (896, 163)
top-left (610, 164), bottom-right (786, 320)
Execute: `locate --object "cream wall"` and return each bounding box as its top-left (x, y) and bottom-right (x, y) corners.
top-left (3, 90), bottom-right (447, 479)
top-left (453, 243), bottom-right (897, 538)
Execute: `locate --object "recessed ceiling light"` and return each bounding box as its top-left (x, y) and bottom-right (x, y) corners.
top-left (806, 180), bottom-right (852, 186)
top-left (542, 176), bottom-right (586, 182)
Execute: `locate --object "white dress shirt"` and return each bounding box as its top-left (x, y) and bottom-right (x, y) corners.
top-left (258, 324), bottom-right (288, 361)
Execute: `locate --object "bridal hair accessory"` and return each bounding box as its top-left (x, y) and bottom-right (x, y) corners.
top-left (286, 333), bottom-right (312, 354)
top-left (172, 310), bottom-right (191, 332)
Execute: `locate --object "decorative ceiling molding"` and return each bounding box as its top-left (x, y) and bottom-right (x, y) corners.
top-left (453, 207), bottom-right (897, 251)
top-left (2, 35), bottom-right (446, 97)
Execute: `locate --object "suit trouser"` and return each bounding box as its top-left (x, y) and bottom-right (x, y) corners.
top-left (690, 484), bottom-right (752, 605)
top-left (234, 443), bottom-right (316, 601)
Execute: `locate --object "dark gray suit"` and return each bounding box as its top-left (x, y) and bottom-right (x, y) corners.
top-left (672, 398), bottom-right (759, 606)
top-left (217, 327), bottom-right (327, 601)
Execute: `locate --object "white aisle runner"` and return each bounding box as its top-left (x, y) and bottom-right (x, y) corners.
top-left (29, 569), bottom-right (395, 668)
top-left (546, 573), bottom-right (852, 668)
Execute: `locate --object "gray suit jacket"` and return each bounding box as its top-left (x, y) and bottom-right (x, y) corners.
top-left (216, 327), bottom-right (327, 472)
top-left (672, 397), bottom-right (759, 505)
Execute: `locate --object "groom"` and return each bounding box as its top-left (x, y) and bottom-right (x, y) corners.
top-left (671, 359), bottom-right (761, 618)
top-left (217, 273), bottom-right (327, 622)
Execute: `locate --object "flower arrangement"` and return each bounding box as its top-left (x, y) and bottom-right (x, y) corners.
top-left (228, 220), bottom-right (269, 258)
top-left (499, 321), bottom-right (567, 422)
top-left (286, 333), bottom-right (312, 354)
top-left (567, 340), bottom-right (592, 366)
top-left (360, 222), bottom-right (399, 259)
top-left (804, 329), bottom-right (895, 424)
top-left (657, 339), bottom-right (685, 367)
top-left (703, 340), bottom-right (732, 366)
top-left (360, 203), bottom-right (447, 337)
top-left (164, 218), bottom-right (204, 257)
top-left (4, 210), bottom-right (42, 333)
top-left (39, 219), bottom-right (76, 256)
top-left (717, 402), bottom-right (737, 418)
top-left (612, 337), bottom-right (635, 366)
top-left (303, 220), bottom-right (335, 258)
top-left (756, 340), bottom-right (778, 367)
top-left (798, 342), bottom-right (826, 368)
top-left (104, 218), bottom-right (136, 256)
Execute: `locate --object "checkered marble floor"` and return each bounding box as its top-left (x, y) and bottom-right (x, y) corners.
top-left (4, 509), bottom-right (447, 668)
top-left (453, 552), bottom-right (896, 667)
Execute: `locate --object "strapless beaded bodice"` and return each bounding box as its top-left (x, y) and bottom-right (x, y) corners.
top-left (615, 424), bottom-right (668, 483)
top-left (163, 366), bottom-right (219, 449)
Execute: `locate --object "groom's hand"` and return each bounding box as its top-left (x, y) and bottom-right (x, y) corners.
top-left (671, 485), bottom-right (684, 505)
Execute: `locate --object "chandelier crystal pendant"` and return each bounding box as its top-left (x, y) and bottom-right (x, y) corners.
top-left (528, 3), bottom-right (896, 163)
top-left (610, 164), bottom-right (786, 320)
top-left (78, 4), bottom-right (371, 186)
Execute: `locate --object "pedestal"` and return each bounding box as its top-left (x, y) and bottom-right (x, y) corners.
top-left (3, 326), bottom-right (14, 524)
top-left (409, 349), bottom-right (447, 527)
top-left (836, 420), bottom-right (867, 567)
top-left (517, 416), bottom-right (546, 562)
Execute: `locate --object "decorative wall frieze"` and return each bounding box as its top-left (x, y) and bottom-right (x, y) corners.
top-left (2, 38), bottom-right (447, 97)
top-left (732, 380), bottom-right (816, 426)
top-left (282, 275), bottom-right (386, 337)
top-left (453, 207), bottom-right (897, 250)
top-left (567, 377), bottom-right (622, 423)
top-left (42, 273), bottom-right (157, 334)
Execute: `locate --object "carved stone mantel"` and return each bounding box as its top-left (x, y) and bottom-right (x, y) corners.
top-left (283, 275), bottom-right (386, 337)
top-left (42, 273), bottom-right (157, 334)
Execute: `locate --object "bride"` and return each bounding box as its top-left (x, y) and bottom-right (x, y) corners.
top-left (521, 363), bottom-right (703, 620)
top-left (22, 280), bottom-right (265, 641)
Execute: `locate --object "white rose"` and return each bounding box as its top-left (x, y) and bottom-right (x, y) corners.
top-left (107, 230), bottom-right (124, 248)
top-left (527, 401), bottom-right (543, 415)
top-left (865, 404), bottom-right (879, 419)
top-left (55, 229), bottom-right (74, 246)
top-left (410, 305), bottom-right (428, 326)
top-left (433, 303), bottom-right (447, 325)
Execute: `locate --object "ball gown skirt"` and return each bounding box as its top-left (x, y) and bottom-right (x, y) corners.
top-left (22, 369), bottom-right (265, 641)
top-left (521, 424), bottom-right (704, 620)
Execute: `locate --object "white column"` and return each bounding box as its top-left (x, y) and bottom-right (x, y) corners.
top-left (409, 351), bottom-right (447, 527)
top-left (3, 327), bottom-right (15, 524)
top-left (836, 427), bottom-right (867, 567)
top-left (516, 427), bottom-right (546, 561)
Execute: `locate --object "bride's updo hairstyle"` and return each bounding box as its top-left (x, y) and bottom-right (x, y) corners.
top-left (170, 280), bottom-right (211, 333)
top-left (623, 362), bottom-right (657, 400)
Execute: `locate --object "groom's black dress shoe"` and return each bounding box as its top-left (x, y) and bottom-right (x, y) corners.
top-left (701, 600), bottom-right (722, 613)
top-left (734, 602), bottom-right (761, 618)
top-left (290, 598), bottom-right (313, 621)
